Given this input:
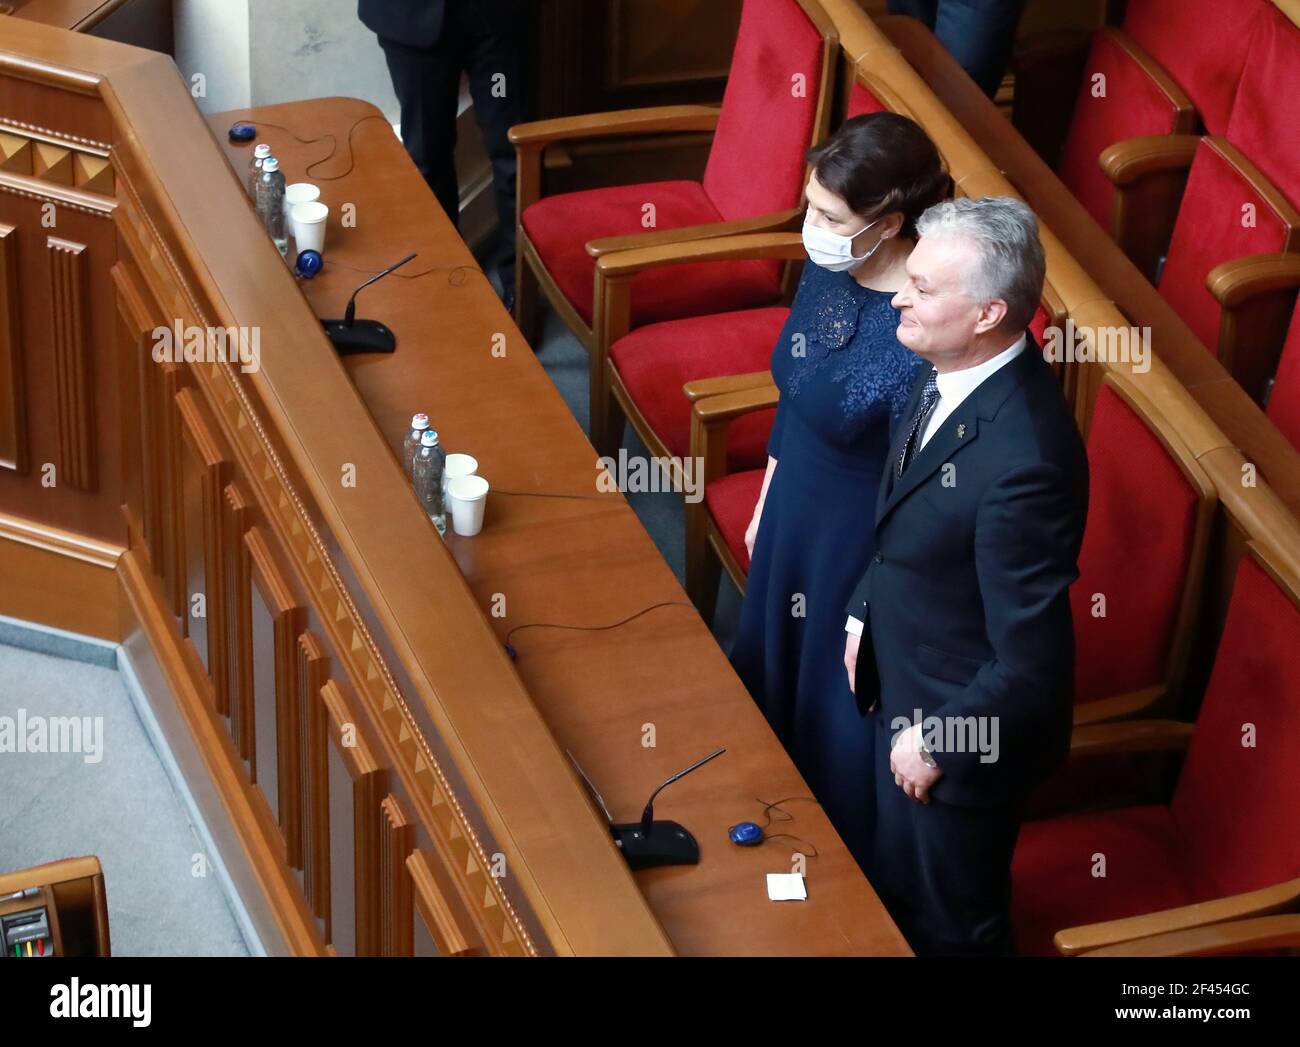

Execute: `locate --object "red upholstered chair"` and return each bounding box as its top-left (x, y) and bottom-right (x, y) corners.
top-left (1069, 375), bottom-right (1215, 725)
top-left (1154, 137), bottom-right (1300, 401)
top-left (599, 79), bottom-right (898, 468)
top-left (509, 0), bottom-right (837, 452)
top-left (1057, 27), bottom-right (1194, 265)
top-left (1012, 544), bottom-right (1300, 956)
top-left (1266, 307), bottom-right (1300, 454)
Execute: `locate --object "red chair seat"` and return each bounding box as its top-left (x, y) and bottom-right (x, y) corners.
top-left (1060, 29), bottom-right (1191, 231)
top-left (522, 180), bottom-right (783, 326)
top-left (1012, 805), bottom-right (1202, 956)
top-left (704, 469), bottom-right (765, 574)
top-left (611, 308), bottom-right (785, 469)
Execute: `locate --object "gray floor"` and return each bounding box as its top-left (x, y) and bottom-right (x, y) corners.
top-left (0, 637), bottom-right (249, 957)
top-left (0, 302), bottom-right (738, 960)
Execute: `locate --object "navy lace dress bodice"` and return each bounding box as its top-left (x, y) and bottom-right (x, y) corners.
top-left (730, 261), bottom-right (922, 872)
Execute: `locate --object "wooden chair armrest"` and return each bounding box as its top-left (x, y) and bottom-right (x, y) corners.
top-left (1206, 252), bottom-right (1300, 309)
top-left (1068, 718), bottom-right (1194, 758)
top-left (508, 105), bottom-right (721, 149)
top-left (683, 371), bottom-right (773, 403)
top-left (689, 384), bottom-right (779, 490)
top-left (691, 385), bottom-right (780, 427)
top-left (1100, 134), bottom-right (1200, 187)
top-left (586, 209), bottom-right (804, 258)
top-left (1072, 686), bottom-right (1167, 726)
top-left (1081, 913), bottom-right (1300, 956)
top-left (1055, 878), bottom-right (1300, 955)
top-left (595, 231), bottom-right (806, 279)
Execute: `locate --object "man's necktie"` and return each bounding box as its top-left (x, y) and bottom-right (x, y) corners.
top-left (896, 369), bottom-right (941, 478)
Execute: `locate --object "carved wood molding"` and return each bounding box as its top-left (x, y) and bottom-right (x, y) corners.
top-left (46, 235), bottom-right (95, 491)
top-left (379, 794), bottom-right (414, 957)
top-left (112, 167), bottom-right (540, 958)
top-left (0, 222), bottom-right (25, 472)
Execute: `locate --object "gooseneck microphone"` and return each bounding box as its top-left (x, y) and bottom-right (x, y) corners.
top-left (566, 747), bottom-right (726, 869)
top-left (617, 747), bottom-right (726, 870)
top-left (322, 251), bottom-right (416, 355)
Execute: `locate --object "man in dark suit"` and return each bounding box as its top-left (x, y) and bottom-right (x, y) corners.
top-left (843, 196), bottom-right (1088, 956)
top-left (358, 0), bottom-right (526, 304)
top-left (887, 0), bottom-right (1029, 97)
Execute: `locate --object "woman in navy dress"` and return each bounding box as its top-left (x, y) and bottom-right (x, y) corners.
top-left (730, 113), bottom-right (951, 873)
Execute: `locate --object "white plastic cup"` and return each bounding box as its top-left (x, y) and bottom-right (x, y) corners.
top-left (447, 474), bottom-right (488, 537)
top-left (284, 182), bottom-right (320, 223)
top-left (291, 201), bottom-right (329, 253)
top-left (442, 453), bottom-right (478, 497)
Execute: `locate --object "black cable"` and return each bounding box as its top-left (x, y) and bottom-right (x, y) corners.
top-left (248, 116), bottom-right (486, 288)
top-left (503, 600), bottom-right (695, 648)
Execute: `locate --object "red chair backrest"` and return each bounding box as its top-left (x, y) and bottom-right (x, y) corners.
top-left (1157, 139), bottom-right (1294, 357)
top-left (1070, 382), bottom-right (1202, 704)
top-left (1266, 306), bottom-right (1300, 454)
top-left (1059, 29), bottom-right (1190, 230)
top-left (1224, 4), bottom-right (1300, 212)
top-left (1171, 552), bottom-right (1300, 897)
top-left (1123, 0), bottom-right (1270, 134)
top-left (703, 0), bottom-right (827, 222)
top-left (845, 81), bottom-right (889, 119)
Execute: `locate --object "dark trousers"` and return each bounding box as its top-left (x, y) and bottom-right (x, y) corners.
top-left (868, 717), bottom-right (1024, 956)
top-left (376, 0), bottom-right (524, 286)
top-left (887, 0), bottom-right (1029, 97)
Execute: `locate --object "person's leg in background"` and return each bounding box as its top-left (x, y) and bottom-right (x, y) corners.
top-left (886, 0), bottom-right (940, 26)
top-left (457, 0), bottom-right (527, 308)
top-left (931, 0), bottom-right (1029, 97)
top-left (376, 34), bottom-right (464, 228)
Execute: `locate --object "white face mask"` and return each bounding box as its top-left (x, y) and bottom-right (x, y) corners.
top-left (802, 213), bottom-right (885, 271)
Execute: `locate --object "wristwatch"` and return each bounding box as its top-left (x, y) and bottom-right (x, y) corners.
top-left (917, 735), bottom-right (938, 769)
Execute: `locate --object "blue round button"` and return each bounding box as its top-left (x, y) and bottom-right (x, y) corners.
top-left (228, 122), bottom-right (257, 143)
top-left (295, 249), bottom-right (323, 278)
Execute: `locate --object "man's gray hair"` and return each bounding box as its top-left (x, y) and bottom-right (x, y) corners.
top-left (914, 196), bottom-right (1046, 334)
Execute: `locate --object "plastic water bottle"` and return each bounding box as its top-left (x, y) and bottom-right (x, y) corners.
top-left (256, 157), bottom-right (288, 257)
top-left (247, 143), bottom-right (271, 197)
top-left (412, 430), bottom-right (447, 535)
top-left (403, 413), bottom-right (430, 479)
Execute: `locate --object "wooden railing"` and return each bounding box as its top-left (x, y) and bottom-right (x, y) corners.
top-left (0, 19), bottom-right (672, 956)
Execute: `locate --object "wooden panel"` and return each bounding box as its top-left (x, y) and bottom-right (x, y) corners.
top-left (219, 482), bottom-right (251, 720)
top-left (0, 511), bottom-right (120, 638)
top-left (379, 794), bottom-right (413, 957)
top-left (321, 679), bottom-right (382, 957)
top-left (175, 387), bottom-right (226, 686)
top-left (45, 236), bottom-right (94, 490)
top-left (609, 0), bottom-right (742, 89)
top-left (0, 223), bottom-right (26, 473)
top-left (243, 525), bottom-right (300, 824)
top-left (295, 631), bottom-right (328, 914)
top-left (406, 847), bottom-right (472, 957)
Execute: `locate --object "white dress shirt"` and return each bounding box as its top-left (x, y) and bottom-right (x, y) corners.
top-left (845, 334), bottom-right (1027, 637)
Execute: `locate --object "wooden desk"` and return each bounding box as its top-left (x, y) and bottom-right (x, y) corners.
top-left (210, 97), bottom-right (907, 956)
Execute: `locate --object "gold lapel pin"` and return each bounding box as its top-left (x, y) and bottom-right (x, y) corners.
top-left (956, 423), bottom-right (967, 439)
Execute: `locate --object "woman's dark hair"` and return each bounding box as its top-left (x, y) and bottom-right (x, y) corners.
top-left (805, 111), bottom-right (953, 238)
